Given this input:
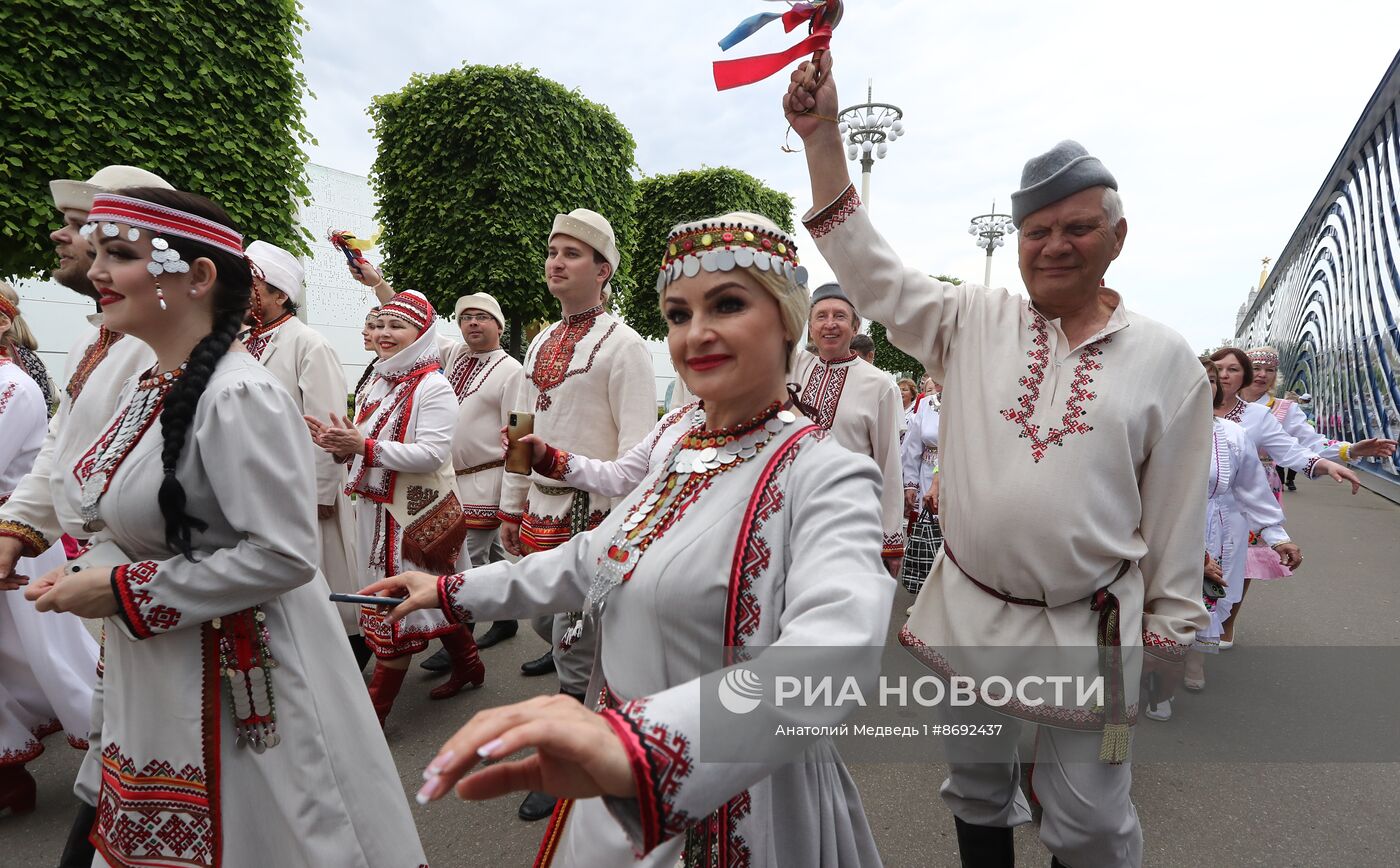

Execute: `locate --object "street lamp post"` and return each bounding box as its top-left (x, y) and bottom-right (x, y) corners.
top-left (838, 80), bottom-right (904, 209)
top-left (968, 204), bottom-right (1016, 286)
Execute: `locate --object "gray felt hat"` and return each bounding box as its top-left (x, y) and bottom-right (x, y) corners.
top-left (811, 282), bottom-right (852, 307)
top-left (1010, 140), bottom-right (1117, 227)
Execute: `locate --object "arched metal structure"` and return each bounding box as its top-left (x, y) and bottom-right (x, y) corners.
top-left (1237, 51), bottom-right (1400, 489)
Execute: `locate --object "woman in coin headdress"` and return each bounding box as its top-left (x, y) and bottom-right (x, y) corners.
top-left (367, 212), bottom-right (893, 867)
top-left (20, 188), bottom-right (427, 866)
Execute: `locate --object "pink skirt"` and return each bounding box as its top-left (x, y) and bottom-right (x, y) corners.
top-left (1245, 539), bottom-right (1292, 580)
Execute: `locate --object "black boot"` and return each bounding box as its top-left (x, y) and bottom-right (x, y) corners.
top-left (953, 816), bottom-right (1015, 868)
top-left (475, 620), bottom-right (519, 649)
top-left (57, 801), bottom-right (98, 867)
top-left (518, 790), bottom-right (557, 822)
top-left (419, 644), bottom-right (451, 672)
top-left (520, 650), bottom-right (556, 676)
top-left (348, 634), bottom-right (373, 672)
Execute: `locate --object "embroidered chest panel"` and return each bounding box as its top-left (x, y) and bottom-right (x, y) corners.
top-left (798, 357), bottom-right (854, 429)
top-left (998, 317), bottom-right (1112, 463)
top-left (68, 326), bottom-right (125, 402)
top-left (527, 307), bottom-right (615, 411)
top-left (244, 313), bottom-right (292, 361)
top-left (447, 352), bottom-right (507, 402)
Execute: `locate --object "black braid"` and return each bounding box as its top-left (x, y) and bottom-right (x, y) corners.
top-left (117, 187), bottom-right (252, 561)
top-left (354, 358), bottom-right (376, 398)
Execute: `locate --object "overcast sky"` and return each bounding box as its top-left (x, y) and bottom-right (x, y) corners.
top-left (298, 1), bottom-right (1400, 352)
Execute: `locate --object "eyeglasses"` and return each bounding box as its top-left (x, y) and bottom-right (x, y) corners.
top-left (457, 312), bottom-right (496, 323)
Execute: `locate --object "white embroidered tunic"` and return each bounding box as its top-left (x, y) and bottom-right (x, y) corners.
top-left (498, 305), bottom-right (656, 551)
top-left (443, 346), bottom-right (523, 529)
top-left (792, 349), bottom-right (906, 559)
top-left (1202, 418), bottom-right (1287, 645)
top-left (806, 185), bottom-right (1212, 733)
top-left (1251, 393), bottom-right (1349, 462)
top-left (60, 353), bottom-right (426, 868)
top-left (242, 313), bottom-right (360, 633)
top-left (436, 419), bottom-right (892, 867)
top-left (0, 313), bottom-right (154, 552)
top-left (901, 397), bottom-right (940, 503)
top-left (0, 358), bottom-right (97, 771)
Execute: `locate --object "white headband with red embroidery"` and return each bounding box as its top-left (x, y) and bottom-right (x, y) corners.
top-left (82, 193), bottom-right (245, 272)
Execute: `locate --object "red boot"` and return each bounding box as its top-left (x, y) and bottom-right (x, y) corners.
top-left (0, 764), bottom-right (37, 815)
top-left (367, 663), bottom-right (408, 726)
top-left (429, 628), bottom-right (485, 700)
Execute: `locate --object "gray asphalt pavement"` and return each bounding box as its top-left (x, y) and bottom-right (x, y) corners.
top-left (7, 475), bottom-right (1398, 866)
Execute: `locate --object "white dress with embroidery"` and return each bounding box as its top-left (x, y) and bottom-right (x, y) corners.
top-left (900, 397), bottom-right (940, 504)
top-left (350, 329), bottom-right (468, 657)
top-left (1201, 418), bottom-right (1287, 646)
top-left (806, 184), bottom-right (1212, 733)
top-left (436, 417), bottom-right (893, 867)
top-left (0, 359), bottom-right (97, 771)
top-left (59, 352), bottom-right (425, 868)
top-left (242, 313), bottom-right (361, 634)
top-left (792, 349), bottom-right (906, 560)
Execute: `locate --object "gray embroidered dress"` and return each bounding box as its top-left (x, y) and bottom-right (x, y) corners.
top-left (436, 411), bottom-right (893, 867)
top-left (59, 352), bottom-right (426, 868)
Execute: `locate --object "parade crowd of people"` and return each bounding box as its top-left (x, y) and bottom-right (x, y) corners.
top-left (0, 53), bottom-right (1395, 868)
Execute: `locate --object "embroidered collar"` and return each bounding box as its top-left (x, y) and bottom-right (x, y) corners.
top-left (1029, 288), bottom-right (1131, 353)
top-left (562, 304), bottom-right (605, 326)
top-left (1222, 396), bottom-right (1247, 423)
top-left (816, 351), bottom-right (859, 367)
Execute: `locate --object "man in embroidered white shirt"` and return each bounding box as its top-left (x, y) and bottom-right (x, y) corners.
top-left (786, 54), bottom-right (1211, 868)
top-left (793, 282), bottom-right (906, 577)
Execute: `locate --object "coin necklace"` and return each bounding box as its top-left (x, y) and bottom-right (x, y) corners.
top-left (586, 400), bottom-right (799, 614)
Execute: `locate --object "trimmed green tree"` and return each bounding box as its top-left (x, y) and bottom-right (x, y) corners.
top-left (621, 168), bottom-right (793, 339)
top-left (1, 0), bottom-right (312, 277)
top-left (868, 274), bottom-right (962, 378)
top-left (369, 65), bottom-right (636, 357)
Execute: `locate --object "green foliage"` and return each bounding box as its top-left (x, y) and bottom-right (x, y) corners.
top-left (868, 274), bottom-right (962, 378)
top-left (0, 0), bottom-right (313, 278)
top-left (369, 65), bottom-right (636, 353)
top-left (621, 168), bottom-right (793, 339)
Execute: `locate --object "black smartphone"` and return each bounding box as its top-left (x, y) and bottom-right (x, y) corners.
top-left (329, 592), bottom-right (406, 607)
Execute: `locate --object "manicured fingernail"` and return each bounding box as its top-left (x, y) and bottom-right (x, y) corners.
top-left (477, 738), bottom-right (504, 759)
top-left (424, 750), bottom-right (454, 777)
top-left (416, 777), bottom-right (442, 805)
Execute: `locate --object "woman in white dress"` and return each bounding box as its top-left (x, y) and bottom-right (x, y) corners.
top-left (366, 213), bottom-right (894, 867)
top-left (20, 188), bottom-right (427, 866)
top-left (1148, 362), bottom-right (1298, 720)
top-left (310, 289), bottom-right (484, 724)
top-left (1209, 348), bottom-right (1353, 647)
top-left (0, 317), bottom-right (97, 815)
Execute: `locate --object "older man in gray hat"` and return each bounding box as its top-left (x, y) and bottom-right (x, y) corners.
top-left (785, 54), bottom-right (1210, 867)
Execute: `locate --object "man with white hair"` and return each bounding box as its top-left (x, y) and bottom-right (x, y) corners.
top-left (0, 165), bottom-right (168, 867)
top-left (787, 54), bottom-right (1211, 868)
top-left (241, 241), bottom-right (366, 666)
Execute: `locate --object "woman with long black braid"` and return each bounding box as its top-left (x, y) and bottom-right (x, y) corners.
top-left (21, 188), bottom-right (427, 867)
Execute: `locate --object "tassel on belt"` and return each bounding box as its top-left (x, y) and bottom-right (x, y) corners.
top-left (943, 544), bottom-right (1132, 764)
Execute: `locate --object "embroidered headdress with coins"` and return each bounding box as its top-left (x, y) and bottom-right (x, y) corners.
top-left (82, 193), bottom-right (256, 315)
top-left (1246, 346), bottom-right (1280, 368)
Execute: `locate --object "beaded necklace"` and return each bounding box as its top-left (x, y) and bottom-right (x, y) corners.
top-left (585, 399), bottom-right (799, 614)
top-left (76, 365), bottom-right (185, 533)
